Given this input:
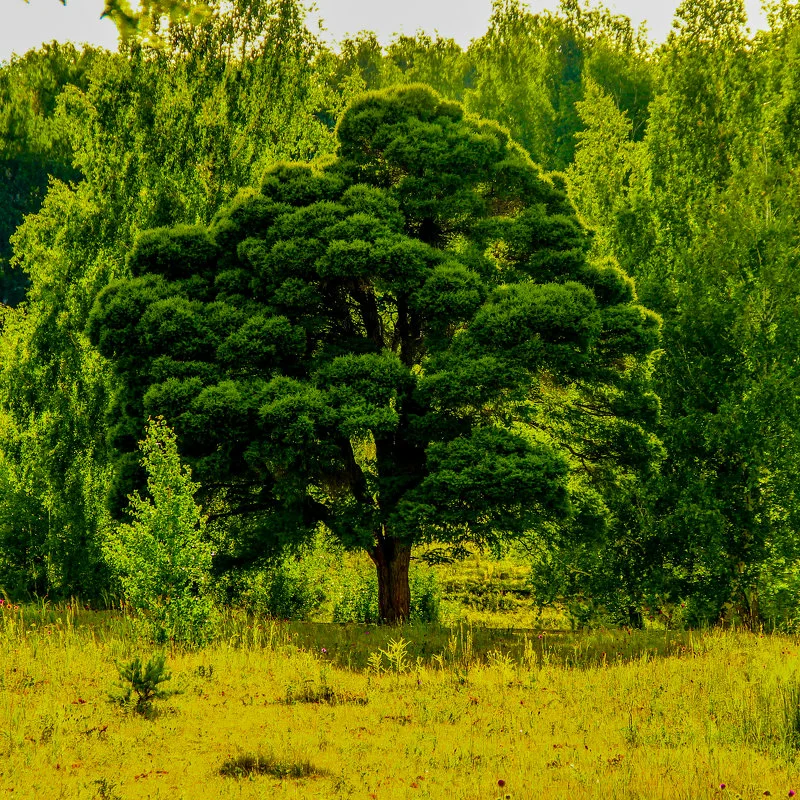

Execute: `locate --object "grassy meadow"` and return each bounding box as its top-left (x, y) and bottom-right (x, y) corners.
top-left (7, 7), bottom-right (800, 800)
top-left (3, 599), bottom-right (800, 799)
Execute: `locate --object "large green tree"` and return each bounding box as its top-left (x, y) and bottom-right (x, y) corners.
top-left (89, 85), bottom-right (660, 622)
top-left (565, 0), bottom-right (800, 627)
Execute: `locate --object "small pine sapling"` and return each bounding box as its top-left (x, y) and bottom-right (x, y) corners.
top-left (109, 652), bottom-right (174, 716)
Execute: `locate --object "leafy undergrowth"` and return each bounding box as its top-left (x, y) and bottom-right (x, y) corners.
top-left (434, 550), bottom-right (541, 625)
top-left (2, 605), bottom-right (800, 799)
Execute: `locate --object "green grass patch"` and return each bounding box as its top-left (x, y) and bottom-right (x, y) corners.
top-left (283, 678), bottom-right (368, 706)
top-left (219, 752), bottom-right (322, 779)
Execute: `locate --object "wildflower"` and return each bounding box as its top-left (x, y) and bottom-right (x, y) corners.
top-left (498, 779), bottom-right (506, 787)
top-left (720, 785), bottom-right (726, 790)
top-left (321, 647), bottom-right (327, 654)
top-left (789, 792), bottom-right (795, 797)
top-left (537, 634), bottom-right (543, 640)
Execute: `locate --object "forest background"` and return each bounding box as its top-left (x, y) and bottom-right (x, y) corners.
top-left (2, 0), bottom-right (800, 632)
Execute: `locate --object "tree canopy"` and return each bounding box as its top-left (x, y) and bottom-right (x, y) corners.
top-left (7, 0), bottom-right (800, 630)
top-left (88, 84), bottom-right (661, 621)
top-left (28, 0), bottom-right (212, 42)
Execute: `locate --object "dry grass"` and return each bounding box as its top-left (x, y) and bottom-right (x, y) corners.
top-left (2, 604), bottom-right (800, 799)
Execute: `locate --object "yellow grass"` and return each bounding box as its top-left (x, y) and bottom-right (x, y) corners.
top-left (2, 605), bottom-right (800, 799)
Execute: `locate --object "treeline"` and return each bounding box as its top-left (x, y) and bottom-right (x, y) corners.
top-left (0, 0), bottom-right (799, 628)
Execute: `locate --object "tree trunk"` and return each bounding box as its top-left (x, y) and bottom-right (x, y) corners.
top-left (370, 535), bottom-right (412, 624)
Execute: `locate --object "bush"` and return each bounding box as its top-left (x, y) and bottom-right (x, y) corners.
top-left (331, 566), bottom-right (379, 624)
top-left (219, 753), bottom-right (322, 779)
top-left (756, 558), bottom-right (800, 632)
top-left (410, 567), bottom-right (441, 623)
top-left (103, 417), bottom-right (217, 645)
top-left (230, 557), bottom-right (325, 621)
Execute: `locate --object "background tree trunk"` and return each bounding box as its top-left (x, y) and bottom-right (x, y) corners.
top-left (370, 535), bottom-right (412, 623)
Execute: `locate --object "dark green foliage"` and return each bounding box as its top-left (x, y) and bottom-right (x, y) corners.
top-left (231, 557), bottom-right (326, 621)
top-left (259, 564), bottom-right (323, 621)
top-left (109, 653), bottom-right (174, 716)
top-left (0, 42), bottom-right (95, 304)
top-left (219, 753), bottom-right (321, 779)
top-left (89, 84), bottom-right (659, 621)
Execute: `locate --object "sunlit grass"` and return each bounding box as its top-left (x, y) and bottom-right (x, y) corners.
top-left (2, 603), bottom-right (800, 798)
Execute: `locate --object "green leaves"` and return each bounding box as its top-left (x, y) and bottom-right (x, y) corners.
top-left (396, 427), bottom-right (570, 544)
top-left (557, 0), bottom-right (800, 626)
top-left (88, 84), bottom-right (659, 621)
top-left (466, 0), bottom-right (652, 171)
top-left (103, 417), bottom-right (216, 645)
top-left (466, 282), bottom-right (601, 372)
top-left (218, 315), bottom-right (305, 374)
top-left (319, 353), bottom-right (409, 437)
top-left (410, 263), bottom-right (487, 331)
top-left (100, 1), bottom-right (212, 43)
top-left (337, 85), bottom-right (522, 243)
top-left (129, 226), bottom-right (219, 280)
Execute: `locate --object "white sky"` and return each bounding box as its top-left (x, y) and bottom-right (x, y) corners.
top-left (0, 0), bottom-right (771, 64)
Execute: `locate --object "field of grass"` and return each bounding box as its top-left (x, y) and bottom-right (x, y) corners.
top-left (3, 603), bottom-right (800, 799)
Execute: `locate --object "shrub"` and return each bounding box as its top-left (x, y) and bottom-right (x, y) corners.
top-left (108, 652), bottom-right (174, 716)
top-left (410, 567), bottom-right (441, 623)
top-left (331, 565), bottom-right (380, 624)
top-left (757, 559), bottom-right (800, 633)
top-left (230, 557), bottom-right (325, 620)
top-left (103, 417), bottom-right (217, 645)
top-left (219, 753), bottom-right (322, 779)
